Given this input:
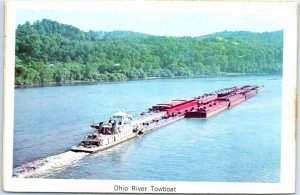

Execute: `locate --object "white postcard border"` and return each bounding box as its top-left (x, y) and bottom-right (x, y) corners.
top-left (3, 1), bottom-right (297, 193)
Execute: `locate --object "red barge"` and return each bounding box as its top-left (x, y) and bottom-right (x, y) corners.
top-left (72, 85), bottom-right (263, 153)
top-left (151, 85), bottom-right (263, 118)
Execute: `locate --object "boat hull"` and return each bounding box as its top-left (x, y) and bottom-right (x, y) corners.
top-left (185, 101), bottom-right (229, 118)
top-left (185, 106), bottom-right (228, 118)
top-left (71, 133), bottom-right (137, 153)
top-left (139, 115), bottom-right (184, 134)
top-left (228, 95), bottom-right (246, 108)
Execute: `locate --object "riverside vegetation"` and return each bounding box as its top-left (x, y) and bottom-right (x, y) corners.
top-left (15, 19), bottom-right (283, 86)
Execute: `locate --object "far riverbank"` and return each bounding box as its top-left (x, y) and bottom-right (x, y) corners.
top-left (14, 72), bottom-right (281, 89)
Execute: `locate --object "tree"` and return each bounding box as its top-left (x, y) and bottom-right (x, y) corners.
top-left (15, 19), bottom-right (283, 86)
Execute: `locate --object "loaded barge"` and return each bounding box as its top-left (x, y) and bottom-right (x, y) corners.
top-left (71, 85), bottom-right (263, 153)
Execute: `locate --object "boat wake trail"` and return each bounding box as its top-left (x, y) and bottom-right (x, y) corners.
top-left (13, 151), bottom-right (87, 178)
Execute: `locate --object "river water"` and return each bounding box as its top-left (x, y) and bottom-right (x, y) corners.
top-left (13, 75), bottom-right (281, 182)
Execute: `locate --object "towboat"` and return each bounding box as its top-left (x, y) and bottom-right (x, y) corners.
top-left (71, 111), bottom-right (138, 153)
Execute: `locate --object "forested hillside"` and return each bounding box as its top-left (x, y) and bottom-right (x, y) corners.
top-left (15, 19), bottom-right (283, 85)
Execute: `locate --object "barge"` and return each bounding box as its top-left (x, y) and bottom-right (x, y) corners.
top-left (185, 100), bottom-right (229, 118)
top-left (71, 85), bottom-right (263, 153)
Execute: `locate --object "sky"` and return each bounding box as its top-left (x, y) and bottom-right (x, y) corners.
top-left (16, 2), bottom-right (286, 37)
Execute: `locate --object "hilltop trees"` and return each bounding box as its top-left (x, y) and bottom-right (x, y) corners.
top-left (15, 19), bottom-right (283, 85)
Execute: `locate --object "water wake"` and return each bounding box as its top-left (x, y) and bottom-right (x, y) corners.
top-left (13, 151), bottom-right (87, 178)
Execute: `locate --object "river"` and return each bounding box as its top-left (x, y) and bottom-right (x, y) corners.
top-left (13, 75), bottom-right (281, 182)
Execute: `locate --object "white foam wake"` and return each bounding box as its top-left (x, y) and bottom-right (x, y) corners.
top-left (13, 151), bottom-right (88, 178)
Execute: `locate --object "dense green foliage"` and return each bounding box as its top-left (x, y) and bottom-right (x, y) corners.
top-left (15, 19), bottom-right (283, 85)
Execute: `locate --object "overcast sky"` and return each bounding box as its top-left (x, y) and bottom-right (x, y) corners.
top-left (16, 3), bottom-right (286, 37)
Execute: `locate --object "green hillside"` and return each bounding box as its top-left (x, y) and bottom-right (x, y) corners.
top-left (15, 19), bottom-right (283, 85)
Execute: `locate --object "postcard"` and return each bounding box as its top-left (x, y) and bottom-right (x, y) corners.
top-left (2, 0), bottom-right (297, 193)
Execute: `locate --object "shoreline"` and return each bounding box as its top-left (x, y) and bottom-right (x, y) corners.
top-left (14, 73), bottom-right (281, 88)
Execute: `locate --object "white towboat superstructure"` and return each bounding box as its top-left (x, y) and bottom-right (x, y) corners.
top-left (71, 111), bottom-right (137, 153)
